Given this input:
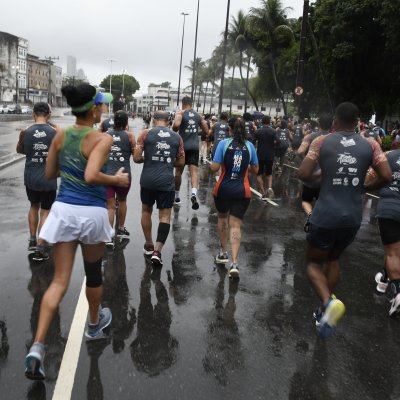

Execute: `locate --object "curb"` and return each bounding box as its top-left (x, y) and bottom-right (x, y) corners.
top-left (0, 154), bottom-right (25, 171)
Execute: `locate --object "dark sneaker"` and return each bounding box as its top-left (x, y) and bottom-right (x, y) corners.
top-left (25, 343), bottom-right (45, 380)
top-left (228, 263), bottom-right (240, 279)
top-left (174, 197), bottom-right (181, 206)
top-left (32, 248), bottom-right (49, 262)
top-left (85, 308), bottom-right (112, 340)
top-left (261, 193), bottom-right (268, 201)
top-left (191, 194), bottom-right (199, 210)
top-left (28, 238), bottom-right (37, 252)
top-left (389, 292), bottom-right (400, 317)
top-left (313, 306), bottom-right (323, 327)
top-left (116, 227), bottom-right (130, 239)
top-left (151, 250), bottom-right (163, 266)
top-left (143, 243), bottom-right (154, 256)
top-left (304, 213), bottom-right (312, 233)
top-left (317, 296), bottom-right (345, 339)
top-left (375, 272), bottom-right (389, 294)
top-left (215, 252), bottom-right (229, 264)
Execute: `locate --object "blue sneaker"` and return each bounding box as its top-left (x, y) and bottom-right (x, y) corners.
top-left (85, 308), bottom-right (112, 340)
top-left (25, 343), bottom-right (45, 380)
top-left (317, 296), bottom-right (346, 339)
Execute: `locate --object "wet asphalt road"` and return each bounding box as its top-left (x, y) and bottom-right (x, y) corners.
top-left (0, 118), bottom-right (399, 400)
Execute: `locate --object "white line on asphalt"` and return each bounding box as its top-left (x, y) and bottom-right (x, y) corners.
top-left (52, 279), bottom-right (87, 400)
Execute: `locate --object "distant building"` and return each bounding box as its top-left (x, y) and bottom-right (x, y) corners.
top-left (0, 31), bottom-right (28, 103)
top-left (67, 55), bottom-right (77, 77)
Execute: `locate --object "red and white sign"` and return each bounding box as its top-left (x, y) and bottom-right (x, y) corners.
top-left (295, 86), bottom-right (304, 96)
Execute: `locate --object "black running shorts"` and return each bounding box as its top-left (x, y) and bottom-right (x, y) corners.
top-left (185, 150), bottom-right (199, 166)
top-left (258, 160), bottom-right (274, 176)
top-left (26, 187), bottom-right (56, 210)
top-left (301, 185), bottom-right (320, 203)
top-left (378, 218), bottom-right (400, 245)
top-left (140, 187), bottom-right (175, 209)
top-left (214, 196), bottom-right (250, 220)
top-left (307, 224), bottom-right (359, 252)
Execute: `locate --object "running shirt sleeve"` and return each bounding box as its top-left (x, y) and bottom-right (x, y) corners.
top-left (16, 129), bottom-right (26, 153)
top-left (213, 140), bottom-right (226, 163)
top-left (306, 135), bottom-right (326, 162)
top-left (177, 137), bottom-right (185, 159)
top-left (367, 137), bottom-right (387, 166)
top-left (248, 142), bottom-right (258, 165)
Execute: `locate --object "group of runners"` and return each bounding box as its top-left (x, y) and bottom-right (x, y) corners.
top-left (16, 83), bottom-right (400, 380)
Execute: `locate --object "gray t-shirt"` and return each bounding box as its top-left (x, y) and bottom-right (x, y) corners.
top-left (22, 123), bottom-right (57, 191)
top-left (179, 109), bottom-right (201, 151)
top-left (308, 132), bottom-right (382, 228)
top-left (377, 149), bottom-right (400, 222)
top-left (212, 121), bottom-right (229, 154)
top-left (106, 129), bottom-right (133, 178)
top-left (140, 126), bottom-right (184, 191)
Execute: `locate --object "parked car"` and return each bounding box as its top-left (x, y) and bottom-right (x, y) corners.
top-left (8, 104), bottom-right (22, 114)
top-left (0, 104), bottom-right (10, 114)
top-left (21, 106), bottom-right (32, 114)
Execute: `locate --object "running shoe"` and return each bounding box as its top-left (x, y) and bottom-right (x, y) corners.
top-left (174, 197), bottom-right (181, 206)
top-left (32, 248), bottom-right (49, 262)
top-left (215, 252), bottom-right (229, 264)
top-left (304, 213), bottom-right (312, 233)
top-left (116, 227), bottom-right (130, 239)
top-left (228, 263), bottom-right (240, 279)
top-left (85, 308), bottom-right (112, 340)
top-left (261, 193), bottom-right (268, 201)
top-left (317, 296), bottom-right (345, 339)
top-left (106, 241), bottom-right (114, 248)
top-left (151, 250), bottom-right (163, 266)
top-left (28, 238), bottom-right (37, 252)
top-left (313, 306), bottom-right (323, 327)
top-left (191, 194), bottom-right (199, 210)
top-left (25, 343), bottom-right (45, 380)
top-left (389, 292), bottom-right (400, 317)
top-left (267, 187), bottom-right (275, 199)
top-left (375, 272), bottom-right (389, 294)
top-left (143, 243), bottom-right (154, 256)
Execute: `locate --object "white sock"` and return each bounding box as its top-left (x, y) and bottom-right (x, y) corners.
top-left (191, 188), bottom-right (197, 196)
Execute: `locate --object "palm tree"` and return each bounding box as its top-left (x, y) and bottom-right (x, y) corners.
top-left (185, 57), bottom-right (206, 110)
top-left (249, 0), bottom-right (294, 115)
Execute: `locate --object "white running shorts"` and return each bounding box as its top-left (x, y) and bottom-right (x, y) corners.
top-left (40, 201), bottom-right (112, 244)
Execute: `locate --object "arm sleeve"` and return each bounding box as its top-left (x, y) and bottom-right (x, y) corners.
top-left (249, 142), bottom-right (259, 165)
top-left (213, 140), bottom-right (225, 163)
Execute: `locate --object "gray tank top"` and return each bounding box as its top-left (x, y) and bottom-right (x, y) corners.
top-left (23, 123), bottom-right (57, 191)
top-left (213, 121), bottom-right (229, 150)
top-left (179, 109), bottom-right (201, 151)
top-left (106, 129), bottom-right (132, 178)
top-left (292, 124), bottom-right (303, 147)
top-left (140, 126), bottom-right (182, 191)
top-left (377, 149), bottom-right (400, 222)
top-left (310, 132), bottom-right (374, 228)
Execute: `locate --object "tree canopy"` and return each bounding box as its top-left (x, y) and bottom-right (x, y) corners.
top-left (100, 74), bottom-right (140, 104)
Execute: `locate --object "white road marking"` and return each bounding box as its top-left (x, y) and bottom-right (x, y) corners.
top-left (52, 280), bottom-right (87, 400)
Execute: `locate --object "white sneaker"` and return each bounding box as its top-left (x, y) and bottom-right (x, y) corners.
top-left (375, 272), bottom-right (389, 293)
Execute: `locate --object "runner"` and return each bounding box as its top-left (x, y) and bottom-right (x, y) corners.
top-left (173, 96), bottom-right (209, 210)
top-left (254, 115), bottom-right (280, 200)
top-left (291, 120), bottom-right (304, 153)
top-left (99, 100), bottom-right (124, 133)
top-left (274, 119), bottom-right (290, 173)
top-left (243, 112), bottom-right (257, 143)
top-left (211, 112), bottom-right (230, 158)
top-left (16, 102), bottom-right (57, 261)
top-left (369, 137), bottom-right (400, 315)
top-left (134, 110), bottom-right (184, 266)
top-left (211, 118), bottom-right (259, 279)
top-left (105, 110), bottom-right (136, 243)
top-left (24, 84), bottom-right (129, 380)
top-left (297, 113), bottom-right (333, 230)
top-left (298, 102), bottom-right (391, 339)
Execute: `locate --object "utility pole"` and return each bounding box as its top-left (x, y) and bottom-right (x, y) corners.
top-left (191, 0), bottom-right (200, 100)
top-left (45, 56), bottom-right (59, 106)
top-left (295, 0), bottom-right (309, 118)
top-left (218, 0), bottom-right (231, 115)
top-left (177, 13), bottom-right (189, 109)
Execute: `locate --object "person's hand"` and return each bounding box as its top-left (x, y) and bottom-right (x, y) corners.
top-left (115, 167), bottom-right (129, 187)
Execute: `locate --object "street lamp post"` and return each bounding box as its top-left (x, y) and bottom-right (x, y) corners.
top-left (12, 65), bottom-right (19, 103)
top-left (191, 0), bottom-right (200, 100)
top-left (106, 59), bottom-right (117, 115)
top-left (177, 12), bottom-right (189, 109)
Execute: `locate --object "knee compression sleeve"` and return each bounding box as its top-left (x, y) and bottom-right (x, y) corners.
top-left (84, 258), bottom-right (103, 288)
top-left (156, 222), bottom-right (170, 244)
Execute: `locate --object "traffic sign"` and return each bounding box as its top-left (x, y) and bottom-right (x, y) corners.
top-left (295, 86), bottom-right (304, 96)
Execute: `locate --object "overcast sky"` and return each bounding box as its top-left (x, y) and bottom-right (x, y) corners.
top-left (1, 0), bottom-right (304, 95)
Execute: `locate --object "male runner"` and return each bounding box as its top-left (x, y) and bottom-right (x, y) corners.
top-left (16, 102), bottom-right (57, 261)
top-left (254, 115), bottom-right (280, 200)
top-left (134, 111), bottom-right (185, 266)
top-left (274, 120), bottom-right (290, 173)
top-left (299, 102), bottom-right (391, 338)
top-left (211, 112), bottom-right (230, 158)
top-left (99, 100), bottom-right (124, 133)
top-left (173, 97), bottom-right (209, 210)
top-left (243, 112), bottom-right (257, 143)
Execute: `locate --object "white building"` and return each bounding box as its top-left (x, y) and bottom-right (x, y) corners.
top-left (67, 55), bottom-right (77, 77)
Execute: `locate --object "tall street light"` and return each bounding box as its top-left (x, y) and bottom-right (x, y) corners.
top-left (177, 12), bottom-right (189, 109)
top-left (12, 65), bottom-right (19, 104)
top-left (122, 68), bottom-right (126, 108)
top-left (218, 0), bottom-right (231, 115)
top-left (191, 0), bottom-right (200, 100)
top-left (106, 59), bottom-right (117, 115)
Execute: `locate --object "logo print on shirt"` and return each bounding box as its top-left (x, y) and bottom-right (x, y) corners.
top-left (33, 143), bottom-right (48, 151)
top-left (158, 130), bottom-right (171, 138)
top-left (340, 137), bottom-right (356, 147)
top-left (112, 135), bottom-right (121, 142)
top-left (111, 145), bottom-right (121, 152)
top-left (156, 142), bottom-right (171, 150)
top-left (337, 153), bottom-right (357, 165)
top-left (188, 112), bottom-right (195, 117)
top-left (352, 178), bottom-right (360, 186)
top-left (33, 130), bottom-right (46, 138)
top-left (231, 150), bottom-right (243, 179)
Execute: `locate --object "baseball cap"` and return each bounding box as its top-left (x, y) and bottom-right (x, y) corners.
top-left (71, 87), bottom-right (113, 112)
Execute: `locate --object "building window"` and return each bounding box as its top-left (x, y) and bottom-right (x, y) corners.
top-left (261, 107), bottom-right (266, 111)
top-left (237, 105), bottom-right (243, 110)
